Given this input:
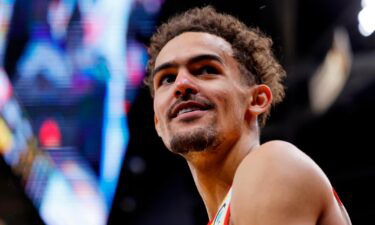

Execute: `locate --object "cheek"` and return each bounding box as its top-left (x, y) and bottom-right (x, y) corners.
top-left (216, 88), bottom-right (241, 110)
top-left (153, 99), bottom-right (164, 127)
top-left (215, 89), bottom-right (247, 123)
top-left (153, 97), bottom-right (170, 138)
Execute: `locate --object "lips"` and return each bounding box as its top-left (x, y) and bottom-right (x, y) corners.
top-left (169, 100), bottom-right (213, 119)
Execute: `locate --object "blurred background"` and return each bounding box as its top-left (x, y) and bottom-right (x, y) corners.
top-left (0, 0), bottom-right (374, 224)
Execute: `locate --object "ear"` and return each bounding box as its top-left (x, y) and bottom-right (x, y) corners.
top-left (154, 114), bottom-right (162, 137)
top-left (248, 84), bottom-right (272, 116)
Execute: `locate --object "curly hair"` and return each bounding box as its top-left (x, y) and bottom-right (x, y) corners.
top-left (145, 6), bottom-right (286, 127)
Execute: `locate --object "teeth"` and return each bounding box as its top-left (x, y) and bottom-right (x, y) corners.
top-left (178, 107), bottom-right (200, 115)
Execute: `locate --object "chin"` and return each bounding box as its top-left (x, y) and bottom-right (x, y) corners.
top-left (168, 125), bottom-right (218, 154)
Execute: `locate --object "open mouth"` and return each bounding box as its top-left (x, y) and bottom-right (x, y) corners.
top-left (177, 106), bottom-right (203, 116)
top-left (169, 100), bottom-right (213, 119)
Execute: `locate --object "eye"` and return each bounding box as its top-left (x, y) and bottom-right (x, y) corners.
top-left (159, 74), bottom-right (176, 86)
top-left (193, 65), bottom-right (220, 75)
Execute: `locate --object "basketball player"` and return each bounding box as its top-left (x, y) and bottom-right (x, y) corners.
top-left (145, 6), bottom-right (352, 225)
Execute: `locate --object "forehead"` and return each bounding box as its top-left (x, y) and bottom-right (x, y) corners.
top-left (155, 32), bottom-right (234, 67)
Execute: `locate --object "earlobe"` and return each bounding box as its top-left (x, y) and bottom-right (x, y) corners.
top-left (249, 84), bottom-right (272, 115)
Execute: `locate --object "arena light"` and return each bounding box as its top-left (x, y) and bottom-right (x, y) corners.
top-left (358, 0), bottom-right (375, 36)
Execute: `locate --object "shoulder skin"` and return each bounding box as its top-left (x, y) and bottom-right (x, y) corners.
top-left (231, 140), bottom-right (350, 225)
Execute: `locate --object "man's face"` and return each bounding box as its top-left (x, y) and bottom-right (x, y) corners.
top-left (152, 32), bottom-right (251, 155)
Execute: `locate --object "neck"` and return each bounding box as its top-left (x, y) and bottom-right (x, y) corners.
top-left (184, 130), bottom-right (260, 219)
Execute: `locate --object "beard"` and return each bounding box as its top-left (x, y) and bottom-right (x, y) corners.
top-left (169, 125), bottom-right (219, 154)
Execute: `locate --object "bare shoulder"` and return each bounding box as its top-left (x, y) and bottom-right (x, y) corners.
top-left (234, 140), bottom-right (331, 187)
top-left (231, 140), bottom-right (336, 225)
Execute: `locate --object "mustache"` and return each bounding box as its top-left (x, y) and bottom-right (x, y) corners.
top-left (167, 95), bottom-right (214, 119)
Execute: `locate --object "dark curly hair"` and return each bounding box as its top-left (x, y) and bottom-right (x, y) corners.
top-left (145, 6), bottom-right (286, 127)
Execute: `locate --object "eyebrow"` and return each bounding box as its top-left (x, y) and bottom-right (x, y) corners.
top-left (152, 54), bottom-right (224, 77)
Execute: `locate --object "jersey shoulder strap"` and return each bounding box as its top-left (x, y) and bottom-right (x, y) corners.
top-left (208, 188), bottom-right (232, 225)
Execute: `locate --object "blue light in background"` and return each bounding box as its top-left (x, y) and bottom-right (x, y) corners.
top-left (98, 0), bottom-right (133, 207)
top-left (1, 0), bottom-right (165, 223)
top-left (0, 0), bottom-right (15, 65)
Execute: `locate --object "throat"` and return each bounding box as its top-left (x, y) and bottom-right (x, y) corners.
top-left (184, 136), bottom-right (260, 220)
top-left (185, 152), bottom-right (234, 219)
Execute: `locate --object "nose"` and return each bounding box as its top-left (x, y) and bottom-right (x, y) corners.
top-left (174, 69), bottom-right (198, 98)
